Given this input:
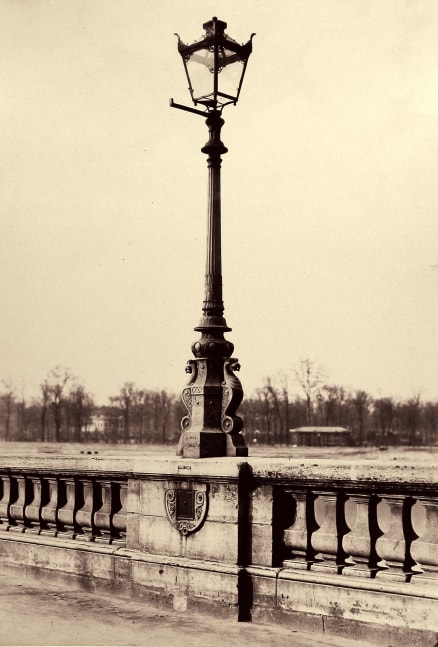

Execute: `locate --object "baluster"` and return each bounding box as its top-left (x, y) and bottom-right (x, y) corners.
top-left (40, 478), bottom-right (65, 535)
top-left (75, 479), bottom-right (99, 541)
top-left (342, 493), bottom-right (383, 577)
top-left (0, 475), bottom-right (14, 527)
top-left (94, 480), bottom-right (112, 544)
top-left (404, 497), bottom-right (423, 577)
top-left (283, 490), bottom-right (319, 569)
top-left (24, 476), bottom-right (47, 534)
top-left (111, 482), bottom-right (127, 545)
top-left (57, 478), bottom-right (81, 539)
top-left (310, 491), bottom-right (341, 572)
top-left (283, 491), bottom-right (308, 568)
top-left (272, 486), bottom-right (296, 567)
top-left (375, 495), bottom-right (410, 581)
top-left (410, 498), bottom-right (438, 581)
top-left (9, 476), bottom-right (30, 533)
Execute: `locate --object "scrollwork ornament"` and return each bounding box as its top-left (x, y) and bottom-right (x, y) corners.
top-left (164, 486), bottom-right (208, 536)
top-left (165, 489), bottom-right (177, 518)
top-left (220, 357), bottom-right (243, 433)
top-left (194, 490), bottom-right (205, 521)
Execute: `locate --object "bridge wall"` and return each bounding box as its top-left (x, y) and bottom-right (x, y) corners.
top-left (0, 455), bottom-right (436, 645)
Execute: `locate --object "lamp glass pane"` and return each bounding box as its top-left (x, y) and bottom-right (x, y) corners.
top-left (217, 56), bottom-right (244, 101)
top-left (186, 49), bottom-right (215, 103)
top-left (185, 42), bottom-right (245, 106)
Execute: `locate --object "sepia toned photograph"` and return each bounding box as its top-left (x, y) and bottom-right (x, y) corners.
top-left (1, 1), bottom-right (437, 645)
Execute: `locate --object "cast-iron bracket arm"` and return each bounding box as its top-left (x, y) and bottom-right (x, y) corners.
top-left (169, 99), bottom-right (208, 117)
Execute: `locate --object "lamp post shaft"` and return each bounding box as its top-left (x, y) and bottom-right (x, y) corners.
top-left (178, 112), bottom-right (248, 458)
top-left (200, 112), bottom-right (228, 328)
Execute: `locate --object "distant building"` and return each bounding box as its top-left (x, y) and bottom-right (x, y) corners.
top-left (82, 414), bottom-right (107, 439)
top-left (81, 412), bottom-right (124, 442)
top-left (289, 426), bottom-right (352, 447)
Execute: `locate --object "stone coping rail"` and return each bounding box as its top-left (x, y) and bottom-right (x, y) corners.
top-left (0, 454), bottom-right (435, 482)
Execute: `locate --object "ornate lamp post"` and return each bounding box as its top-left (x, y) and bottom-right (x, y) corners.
top-left (171, 17), bottom-right (254, 458)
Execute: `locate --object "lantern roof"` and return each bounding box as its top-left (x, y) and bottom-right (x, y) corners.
top-left (176, 17), bottom-right (253, 64)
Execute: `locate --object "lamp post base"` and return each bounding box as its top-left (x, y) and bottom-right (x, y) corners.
top-left (178, 431), bottom-right (226, 459)
top-left (178, 354), bottom-right (248, 459)
top-left (178, 430), bottom-right (248, 459)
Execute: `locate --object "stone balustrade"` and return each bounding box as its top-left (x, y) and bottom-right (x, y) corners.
top-left (280, 488), bottom-right (433, 580)
top-left (0, 454), bottom-right (436, 645)
top-left (223, 461), bottom-right (435, 581)
top-left (0, 458), bottom-right (129, 544)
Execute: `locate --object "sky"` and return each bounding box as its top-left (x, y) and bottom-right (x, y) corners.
top-left (1, 0), bottom-right (437, 405)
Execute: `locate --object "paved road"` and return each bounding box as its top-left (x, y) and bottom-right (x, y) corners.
top-left (0, 573), bottom-right (382, 647)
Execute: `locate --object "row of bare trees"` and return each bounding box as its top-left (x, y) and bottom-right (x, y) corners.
top-left (0, 370), bottom-right (183, 445)
top-left (104, 382), bottom-right (183, 444)
top-left (240, 360), bottom-right (437, 446)
top-left (0, 360), bottom-right (437, 445)
top-left (0, 368), bottom-right (94, 443)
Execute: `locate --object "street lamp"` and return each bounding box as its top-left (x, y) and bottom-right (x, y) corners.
top-left (171, 17), bottom-right (254, 458)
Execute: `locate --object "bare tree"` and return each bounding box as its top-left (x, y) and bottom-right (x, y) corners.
top-left (39, 380), bottom-right (51, 442)
top-left (263, 377), bottom-right (283, 444)
top-left (155, 390), bottom-right (172, 444)
top-left (276, 370), bottom-right (292, 445)
top-left (321, 385), bottom-right (337, 426)
top-left (1, 379), bottom-right (15, 441)
top-left (16, 381), bottom-right (32, 441)
top-left (67, 383), bottom-right (94, 442)
top-left (320, 385), bottom-right (347, 427)
top-left (110, 382), bottom-right (136, 444)
top-left (294, 359), bottom-right (325, 425)
top-left (48, 367), bottom-right (71, 442)
top-left (350, 390), bottom-right (371, 445)
top-left (406, 394), bottom-right (421, 445)
top-left (132, 389), bottom-right (148, 444)
top-left (254, 386), bottom-right (274, 444)
top-left (374, 397), bottom-right (396, 445)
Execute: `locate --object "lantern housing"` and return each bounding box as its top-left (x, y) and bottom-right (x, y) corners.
top-left (176, 17), bottom-right (254, 111)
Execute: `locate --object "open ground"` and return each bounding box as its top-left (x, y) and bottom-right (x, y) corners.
top-left (1, 442), bottom-right (436, 464)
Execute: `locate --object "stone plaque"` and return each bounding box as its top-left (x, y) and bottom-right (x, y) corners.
top-left (176, 489), bottom-right (194, 520)
top-left (164, 483), bottom-right (208, 535)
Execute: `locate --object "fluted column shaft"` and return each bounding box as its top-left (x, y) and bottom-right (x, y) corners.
top-left (198, 111), bottom-right (228, 329)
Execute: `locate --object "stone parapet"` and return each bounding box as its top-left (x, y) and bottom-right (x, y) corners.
top-left (0, 455), bottom-right (436, 644)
